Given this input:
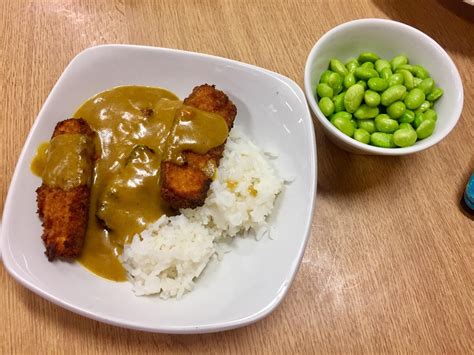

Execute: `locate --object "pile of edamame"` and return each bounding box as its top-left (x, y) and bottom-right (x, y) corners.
top-left (317, 52), bottom-right (443, 148)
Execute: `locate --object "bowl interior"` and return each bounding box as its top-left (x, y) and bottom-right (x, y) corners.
top-left (307, 19), bottom-right (463, 154)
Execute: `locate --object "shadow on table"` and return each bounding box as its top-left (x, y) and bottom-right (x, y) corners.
top-left (371, 0), bottom-right (474, 56)
top-left (312, 116), bottom-right (408, 196)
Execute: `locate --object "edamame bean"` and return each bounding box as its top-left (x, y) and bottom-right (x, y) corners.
top-left (331, 111), bottom-right (352, 121)
top-left (330, 58), bottom-right (349, 76)
top-left (375, 114), bottom-right (399, 133)
top-left (393, 128), bottom-right (417, 147)
top-left (354, 128), bottom-right (371, 144)
top-left (380, 67), bottom-right (392, 79)
top-left (399, 123), bottom-right (415, 131)
top-left (391, 55), bottom-right (408, 71)
top-left (417, 78), bottom-right (435, 95)
top-left (398, 69), bottom-right (414, 90)
top-left (423, 109), bottom-right (438, 121)
top-left (368, 77), bottom-right (388, 92)
top-left (404, 88), bottom-right (426, 109)
top-left (318, 97), bottom-right (335, 116)
top-left (387, 101), bottom-right (406, 119)
top-left (333, 92), bottom-right (346, 112)
top-left (397, 64), bottom-right (415, 73)
top-left (361, 62), bottom-right (375, 70)
top-left (345, 59), bottom-right (359, 73)
top-left (414, 112), bottom-right (425, 128)
top-left (381, 85), bottom-right (407, 106)
top-left (427, 87), bottom-right (443, 102)
top-left (416, 118), bottom-right (435, 139)
top-left (350, 119), bottom-right (358, 129)
top-left (327, 72), bottom-right (344, 94)
top-left (375, 59), bottom-right (391, 73)
top-left (316, 83), bottom-right (333, 98)
top-left (330, 115), bottom-right (354, 137)
top-left (354, 67), bottom-right (379, 80)
top-left (388, 73), bottom-right (404, 87)
top-left (357, 119), bottom-right (376, 133)
top-left (357, 80), bottom-right (367, 90)
top-left (344, 73), bottom-right (356, 89)
top-left (364, 90), bottom-right (381, 107)
top-left (371, 132), bottom-right (395, 148)
top-left (399, 109), bottom-right (415, 123)
top-left (414, 100), bottom-right (431, 114)
top-left (412, 65), bottom-right (430, 79)
top-left (413, 77), bottom-right (423, 87)
top-left (358, 52), bottom-right (379, 63)
top-left (354, 104), bottom-right (379, 119)
top-left (319, 70), bottom-right (333, 84)
top-left (344, 84), bottom-right (365, 113)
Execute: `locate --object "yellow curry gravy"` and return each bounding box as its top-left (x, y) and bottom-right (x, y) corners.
top-left (31, 86), bottom-right (229, 281)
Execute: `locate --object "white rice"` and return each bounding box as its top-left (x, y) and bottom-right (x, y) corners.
top-left (120, 128), bottom-right (284, 298)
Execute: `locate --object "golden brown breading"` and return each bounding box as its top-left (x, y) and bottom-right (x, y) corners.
top-left (161, 84), bottom-right (237, 210)
top-left (36, 118), bottom-right (95, 261)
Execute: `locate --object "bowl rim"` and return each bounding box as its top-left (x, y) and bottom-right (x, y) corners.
top-left (304, 18), bottom-right (464, 155)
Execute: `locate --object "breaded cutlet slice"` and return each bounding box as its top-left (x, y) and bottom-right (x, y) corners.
top-left (161, 84), bottom-right (237, 210)
top-left (36, 118), bottom-right (95, 260)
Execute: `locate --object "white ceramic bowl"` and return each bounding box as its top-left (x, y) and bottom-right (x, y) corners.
top-left (0, 45), bottom-right (316, 333)
top-left (304, 18), bottom-right (464, 155)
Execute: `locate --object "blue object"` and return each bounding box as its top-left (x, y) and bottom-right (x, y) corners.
top-left (464, 173), bottom-right (474, 211)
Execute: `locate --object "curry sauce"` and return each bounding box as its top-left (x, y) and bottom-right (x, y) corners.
top-left (32, 85), bottom-right (229, 281)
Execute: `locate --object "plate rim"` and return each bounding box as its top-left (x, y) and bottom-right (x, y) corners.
top-left (0, 44), bottom-right (318, 334)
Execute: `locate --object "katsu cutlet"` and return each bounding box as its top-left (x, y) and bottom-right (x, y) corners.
top-left (161, 84), bottom-right (237, 209)
top-left (36, 118), bottom-right (95, 260)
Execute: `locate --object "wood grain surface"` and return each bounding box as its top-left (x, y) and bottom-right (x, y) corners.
top-left (1, 0), bottom-right (473, 353)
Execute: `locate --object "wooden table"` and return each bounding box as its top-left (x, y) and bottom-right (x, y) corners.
top-left (1, 0), bottom-right (472, 353)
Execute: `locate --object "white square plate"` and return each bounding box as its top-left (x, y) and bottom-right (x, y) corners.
top-left (1, 45), bottom-right (316, 333)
